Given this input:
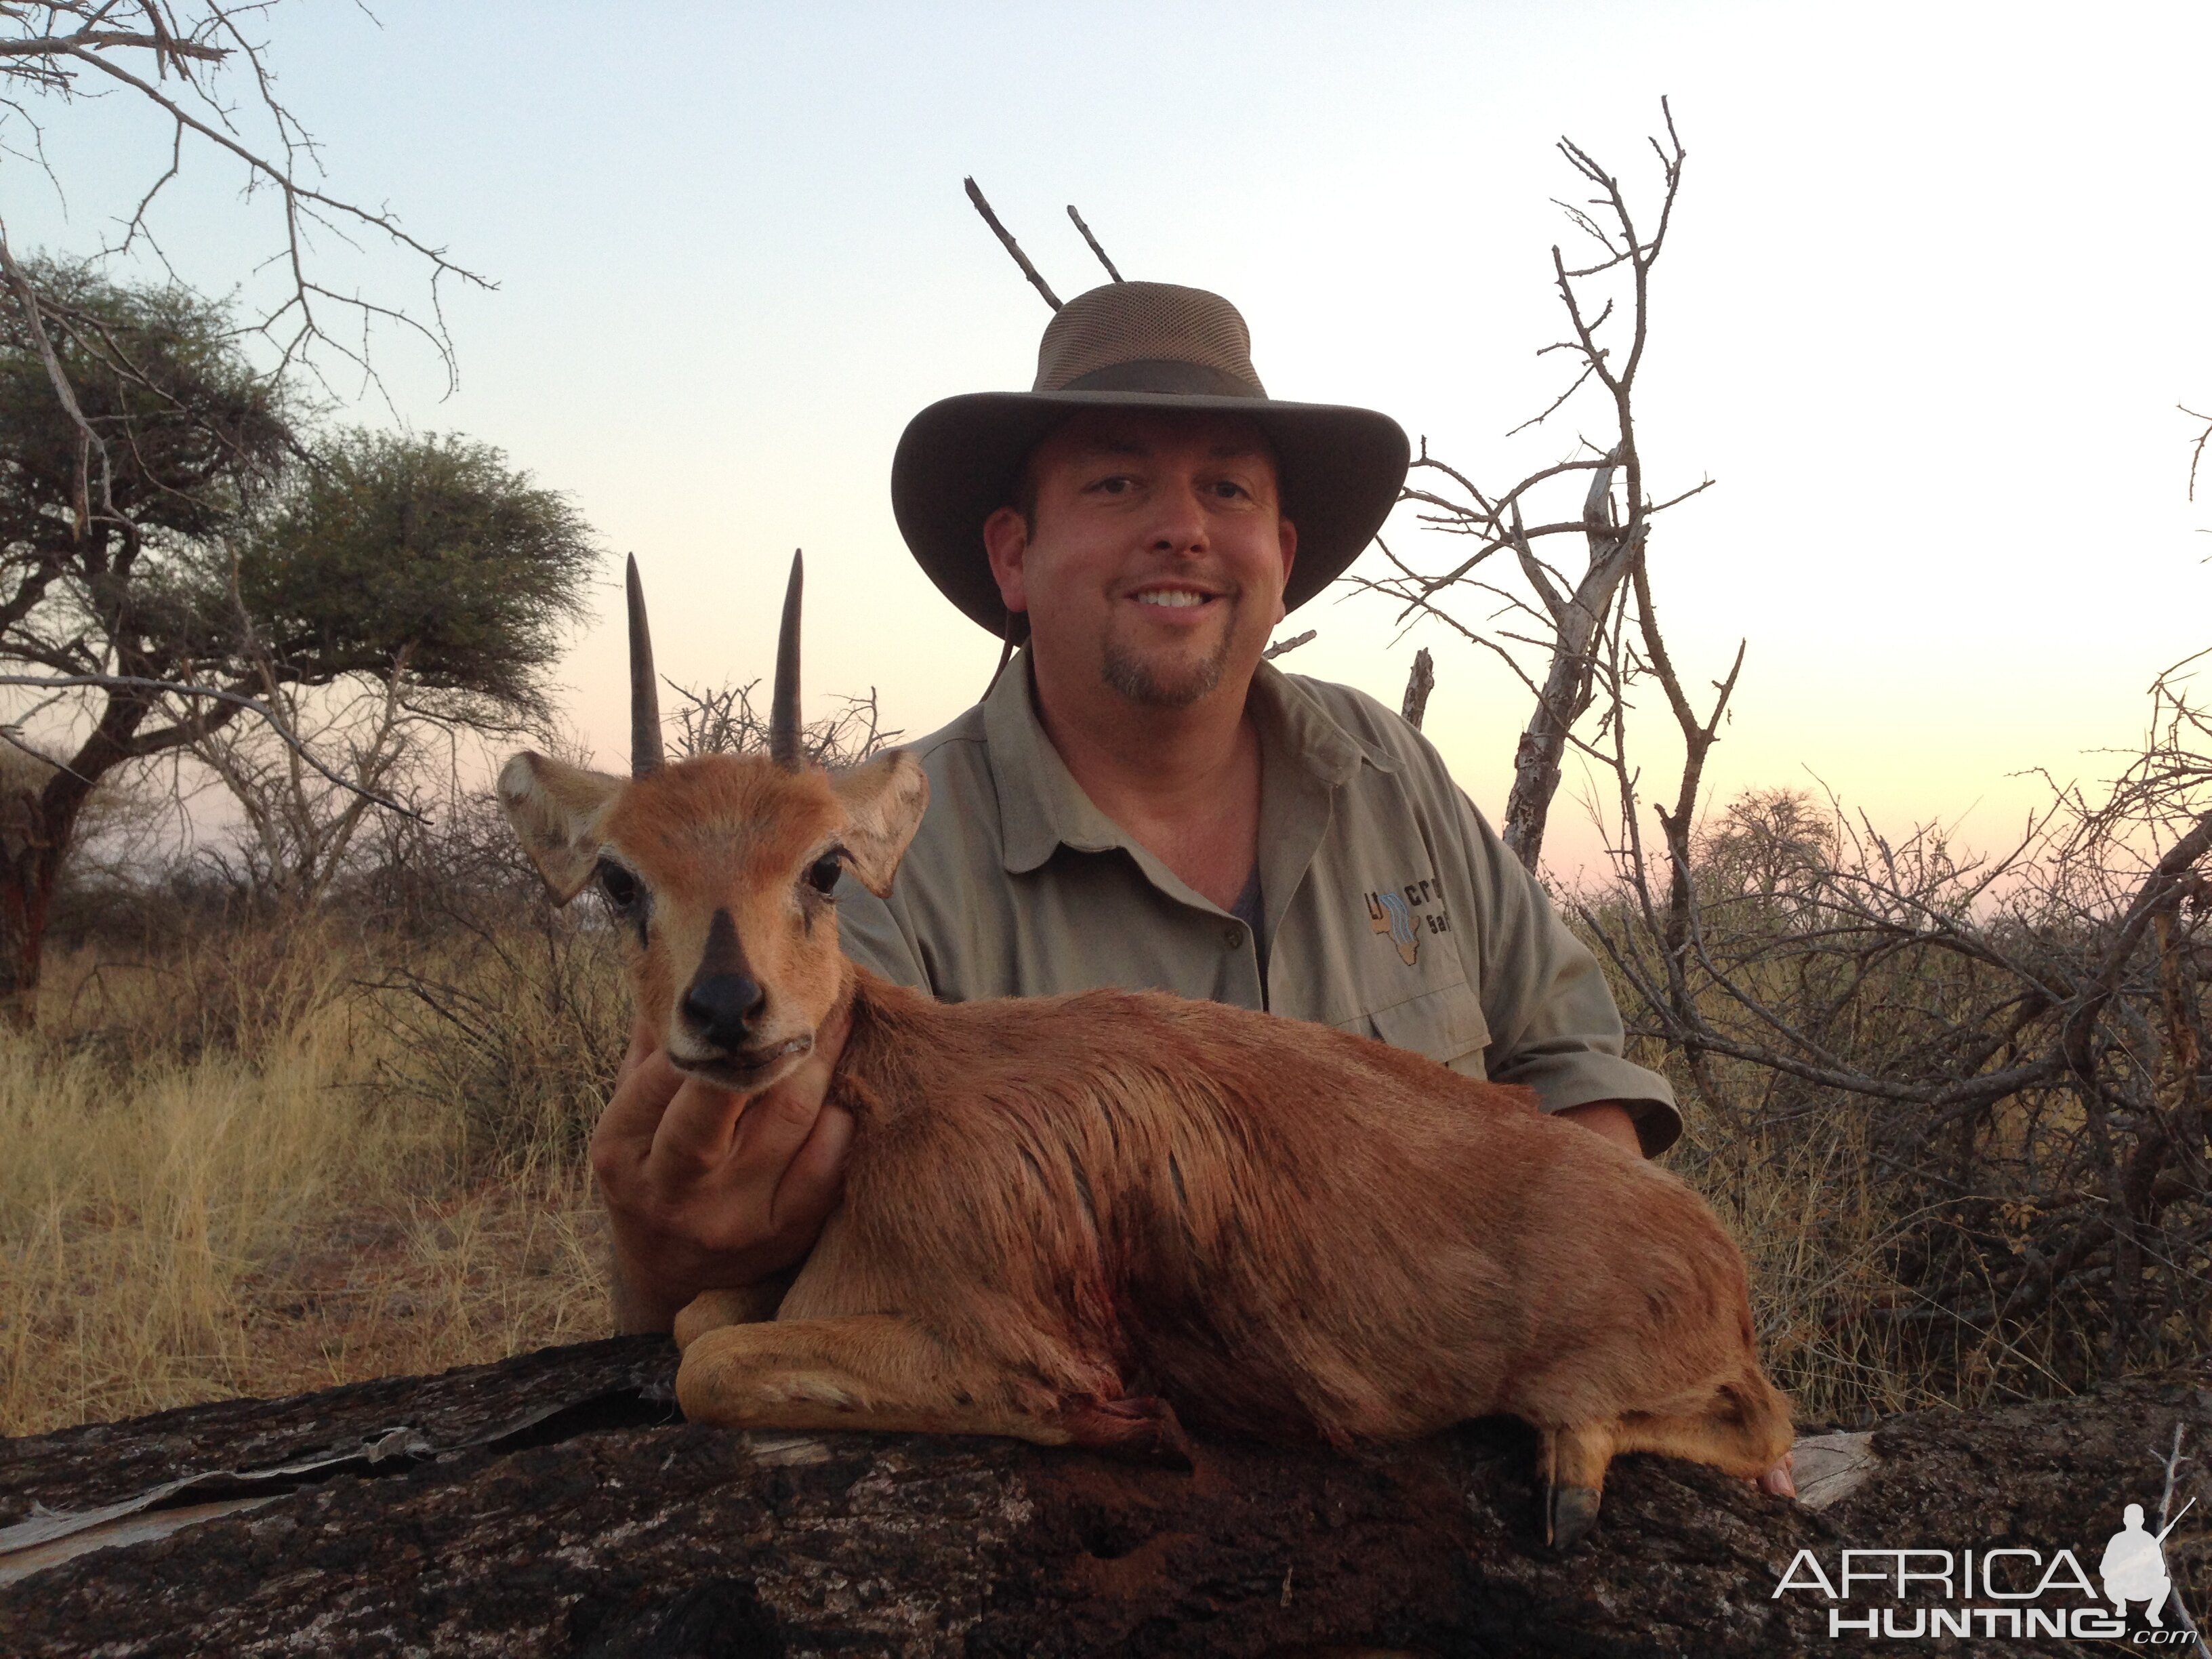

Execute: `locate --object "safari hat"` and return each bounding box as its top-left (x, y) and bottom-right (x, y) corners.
top-left (892, 281), bottom-right (1410, 638)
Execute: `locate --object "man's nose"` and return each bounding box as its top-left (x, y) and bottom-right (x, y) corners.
top-left (682, 970), bottom-right (766, 1050)
top-left (1145, 479), bottom-right (1210, 553)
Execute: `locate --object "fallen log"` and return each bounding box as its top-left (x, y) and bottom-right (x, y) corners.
top-left (1, 1340), bottom-right (2205, 1656)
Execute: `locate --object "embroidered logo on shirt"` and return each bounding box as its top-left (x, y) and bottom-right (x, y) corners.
top-left (1366, 878), bottom-right (1450, 966)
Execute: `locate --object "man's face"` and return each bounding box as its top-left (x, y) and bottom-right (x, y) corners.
top-left (983, 410), bottom-right (1297, 710)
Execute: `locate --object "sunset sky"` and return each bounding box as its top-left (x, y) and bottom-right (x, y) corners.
top-left (16, 1), bottom-right (2211, 876)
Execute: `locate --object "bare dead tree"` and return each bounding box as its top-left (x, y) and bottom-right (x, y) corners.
top-left (1552, 413), bottom-right (2211, 1411)
top-left (187, 651), bottom-right (445, 911)
top-left (665, 676), bottom-right (900, 769)
top-left (1354, 100), bottom-right (1714, 869)
top-left (1345, 102), bottom-right (2210, 1413)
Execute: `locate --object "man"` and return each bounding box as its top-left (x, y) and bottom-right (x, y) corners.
top-left (600, 282), bottom-right (1682, 1353)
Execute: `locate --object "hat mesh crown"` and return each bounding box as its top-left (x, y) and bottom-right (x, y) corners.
top-left (1033, 282), bottom-right (1267, 396)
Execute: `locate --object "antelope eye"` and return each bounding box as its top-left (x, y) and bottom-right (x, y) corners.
top-left (805, 851), bottom-right (844, 895)
top-left (596, 859), bottom-right (642, 909)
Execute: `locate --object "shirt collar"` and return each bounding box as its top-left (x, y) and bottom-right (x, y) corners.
top-left (983, 650), bottom-right (1397, 877)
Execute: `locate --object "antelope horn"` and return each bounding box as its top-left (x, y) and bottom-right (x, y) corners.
top-left (626, 554), bottom-right (663, 777)
top-left (769, 550), bottom-right (803, 770)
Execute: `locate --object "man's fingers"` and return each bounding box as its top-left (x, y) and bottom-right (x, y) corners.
top-left (622, 1012), bottom-right (657, 1073)
top-left (651, 1073), bottom-right (756, 1174)
top-left (596, 1041), bottom-right (686, 1159)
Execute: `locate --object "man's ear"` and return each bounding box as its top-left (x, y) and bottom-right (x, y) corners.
top-left (497, 752), bottom-right (625, 902)
top-left (1275, 514), bottom-right (1298, 625)
top-left (829, 749), bottom-right (929, 897)
top-left (983, 505), bottom-right (1030, 615)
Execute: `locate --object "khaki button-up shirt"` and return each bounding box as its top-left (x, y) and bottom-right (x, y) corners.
top-left (837, 653), bottom-right (1681, 1153)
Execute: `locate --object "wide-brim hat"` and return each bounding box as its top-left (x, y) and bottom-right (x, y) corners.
top-left (892, 281), bottom-right (1410, 639)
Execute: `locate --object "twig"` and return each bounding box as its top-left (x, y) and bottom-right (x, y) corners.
top-left (1261, 629), bottom-right (1315, 661)
top-left (2154, 1423), bottom-right (2210, 1658)
top-left (0, 30), bottom-right (219, 61)
top-left (964, 177), bottom-right (1060, 310)
top-left (0, 723), bottom-right (91, 783)
top-left (0, 4), bottom-right (492, 426)
top-left (1504, 357), bottom-right (1597, 438)
top-left (2184, 405), bottom-right (2212, 503)
top-left (1066, 204), bottom-right (1122, 282)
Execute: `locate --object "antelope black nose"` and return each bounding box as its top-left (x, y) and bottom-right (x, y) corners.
top-left (682, 972), bottom-right (766, 1050)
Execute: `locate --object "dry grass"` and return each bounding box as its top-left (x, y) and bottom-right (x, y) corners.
top-left (1667, 1095), bottom-right (1931, 1427)
top-left (0, 925), bottom-right (615, 1438)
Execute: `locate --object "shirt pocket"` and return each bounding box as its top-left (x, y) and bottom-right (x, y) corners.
top-left (1351, 981), bottom-right (1492, 1074)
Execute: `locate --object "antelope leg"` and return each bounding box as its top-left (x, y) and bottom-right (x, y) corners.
top-left (678, 1313), bottom-right (1186, 1462)
top-left (672, 1275), bottom-right (794, 1350)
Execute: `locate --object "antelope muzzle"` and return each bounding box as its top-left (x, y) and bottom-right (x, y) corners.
top-left (670, 907), bottom-right (814, 1085)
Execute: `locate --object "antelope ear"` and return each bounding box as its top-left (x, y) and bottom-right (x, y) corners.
top-left (497, 752), bottom-right (626, 902)
top-left (829, 750), bottom-right (928, 897)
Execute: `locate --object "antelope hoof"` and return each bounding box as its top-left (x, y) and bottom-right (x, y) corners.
top-left (1061, 1394), bottom-right (1197, 1470)
top-left (1544, 1481), bottom-right (1603, 1553)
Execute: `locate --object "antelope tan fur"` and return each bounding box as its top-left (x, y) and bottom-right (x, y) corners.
top-left (497, 553), bottom-right (1793, 1551)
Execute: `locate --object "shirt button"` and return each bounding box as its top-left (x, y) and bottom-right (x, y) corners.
top-left (1223, 926), bottom-right (1243, 949)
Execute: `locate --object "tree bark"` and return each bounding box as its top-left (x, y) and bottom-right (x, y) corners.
top-left (3, 1339), bottom-right (2204, 1656)
top-left (1498, 462), bottom-right (1639, 872)
top-left (0, 767), bottom-right (86, 1024)
top-left (0, 669), bottom-right (247, 1018)
top-left (1399, 649), bottom-right (1434, 732)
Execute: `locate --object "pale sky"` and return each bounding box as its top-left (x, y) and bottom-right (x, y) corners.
top-left (16, 1), bottom-right (2212, 875)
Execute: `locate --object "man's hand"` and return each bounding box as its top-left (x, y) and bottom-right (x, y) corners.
top-left (1557, 1099), bottom-right (1643, 1158)
top-left (591, 1006), bottom-right (855, 1334)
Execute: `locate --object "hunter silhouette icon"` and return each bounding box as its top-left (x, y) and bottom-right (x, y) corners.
top-left (2100, 1499), bottom-right (2192, 1625)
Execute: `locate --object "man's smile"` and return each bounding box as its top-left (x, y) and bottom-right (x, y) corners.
top-left (1126, 583), bottom-right (1225, 612)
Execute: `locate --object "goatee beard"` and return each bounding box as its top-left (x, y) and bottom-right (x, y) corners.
top-left (1100, 628), bottom-right (1234, 708)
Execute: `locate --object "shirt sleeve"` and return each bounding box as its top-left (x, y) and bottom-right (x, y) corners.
top-left (1450, 786), bottom-right (1683, 1156)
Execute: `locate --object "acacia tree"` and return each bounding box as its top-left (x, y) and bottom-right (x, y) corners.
top-left (0, 260), bottom-right (287, 1013)
top-left (0, 269), bottom-right (596, 1014)
top-left (0, 5), bottom-right (519, 1010)
top-left (191, 430), bottom-right (599, 910)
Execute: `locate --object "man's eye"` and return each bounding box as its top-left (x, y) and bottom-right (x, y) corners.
top-left (596, 859), bottom-right (642, 909)
top-left (805, 853), bottom-right (843, 895)
top-left (1091, 475), bottom-right (1134, 495)
top-left (1212, 478), bottom-right (1250, 499)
